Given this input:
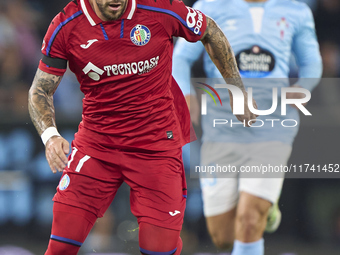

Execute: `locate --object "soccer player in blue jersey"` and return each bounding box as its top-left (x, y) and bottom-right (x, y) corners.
top-left (173, 0), bottom-right (322, 254)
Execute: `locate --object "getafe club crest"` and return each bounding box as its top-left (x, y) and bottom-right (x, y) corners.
top-left (130, 24), bottom-right (151, 46)
top-left (59, 174), bottom-right (70, 191)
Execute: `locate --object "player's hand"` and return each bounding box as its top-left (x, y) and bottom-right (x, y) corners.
top-left (45, 136), bottom-right (70, 174)
top-left (286, 85), bottom-right (307, 109)
top-left (185, 94), bottom-right (200, 126)
top-left (229, 90), bottom-right (258, 127)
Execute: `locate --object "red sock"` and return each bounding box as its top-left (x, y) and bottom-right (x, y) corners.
top-left (139, 222), bottom-right (182, 254)
top-left (45, 202), bottom-right (97, 255)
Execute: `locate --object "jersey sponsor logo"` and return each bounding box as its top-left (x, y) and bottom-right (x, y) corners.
top-left (82, 62), bottom-right (105, 81)
top-left (59, 174), bottom-right (70, 191)
top-left (130, 24), bottom-right (151, 46)
top-left (80, 39), bottom-right (99, 49)
top-left (82, 56), bottom-right (160, 81)
top-left (236, 45), bottom-right (276, 78)
top-left (169, 210), bottom-right (180, 216)
top-left (186, 7), bottom-right (203, 35)
top-left (103, 56), bottom-right (159, 76)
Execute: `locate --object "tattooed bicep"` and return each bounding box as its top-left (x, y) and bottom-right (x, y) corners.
top-left (200, 16), bottom-right (219, 43)
top-left (31, 69), bottom-right (62, 96)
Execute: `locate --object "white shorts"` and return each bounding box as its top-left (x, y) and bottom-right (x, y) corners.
top-left (199, 141), bottom-right (292, 217)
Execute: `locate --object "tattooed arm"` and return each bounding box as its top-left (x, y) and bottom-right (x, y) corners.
top-left (28, 69), bottom-right (69, 173)
top-left (28, 69), bottom-right (60, 135)
top-left (200, 16), bottom-right (258, 125)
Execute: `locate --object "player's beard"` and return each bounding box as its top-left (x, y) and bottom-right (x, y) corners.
top-left (96, 0), bottom-right (128, 21)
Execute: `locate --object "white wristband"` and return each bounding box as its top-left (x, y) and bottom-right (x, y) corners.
top-left (41, 127), bottom-right (61, 145)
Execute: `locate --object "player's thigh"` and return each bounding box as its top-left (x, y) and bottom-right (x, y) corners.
top-left (122, 148), bottom-right (186, 231)
top-left (53, 147), bottom-right (124, 218)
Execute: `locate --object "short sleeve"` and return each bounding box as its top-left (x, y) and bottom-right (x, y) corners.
top-left (39, 12), bottom-right (68, 76)
top-left (160, 0), bottom-right (207, 42)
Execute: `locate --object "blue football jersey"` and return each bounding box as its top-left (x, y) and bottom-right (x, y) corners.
top-left (173, 0), bottom-right (322, 144)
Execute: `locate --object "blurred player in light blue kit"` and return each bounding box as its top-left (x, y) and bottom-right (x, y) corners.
top-left (173, 0), bottom-right (322, 254)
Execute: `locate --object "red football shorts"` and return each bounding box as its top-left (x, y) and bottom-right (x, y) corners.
top-left (53, 145), bottom-right (187, 231)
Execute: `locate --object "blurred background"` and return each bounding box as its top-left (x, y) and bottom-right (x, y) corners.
top-left (0, 0), bottom-right (340, 254)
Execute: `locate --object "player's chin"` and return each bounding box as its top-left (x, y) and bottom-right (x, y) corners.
top-left (107, 11), bottom-right (123, 20)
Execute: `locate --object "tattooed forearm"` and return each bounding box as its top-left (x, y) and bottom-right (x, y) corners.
top-left (201, 16), bottom-right (245, 90)
top-left (28, 69), bottom-right (62, 135)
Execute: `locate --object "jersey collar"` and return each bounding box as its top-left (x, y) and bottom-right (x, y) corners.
top-left (80, 0), bottom-right (137, 26)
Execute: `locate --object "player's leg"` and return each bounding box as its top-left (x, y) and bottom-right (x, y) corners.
top-left (231, 190), bottom-right (275, 255)
top-left (45, 202), bottom-right (97, 255)
top-left (47, 145), bottom-right (123, 254)
top-left (205, 208), bottom-right (237, 250)
top-left (233, 178), bottom-right (284, 255)
top-left (200, 142), bottom-right (242, 250)
top-left (201, 175), bottom-right (238, 250)
top-left (231, 141), bottom-right (292, 255)
top-left (231, 192), bottom-right (271, 255)
top-left (139, 222), bottom-right (182, 255)
top-left (122, 148), bottom-right (186, 254)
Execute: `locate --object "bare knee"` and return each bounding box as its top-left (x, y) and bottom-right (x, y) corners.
top-left (235, 192), bottom-right (271, 242)
top-left (209, 230), bottom-right (234, 250)
top-left (236, 206), bottom-right (269, 242)
top-left (206, 209), bottom-right (236, 250)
